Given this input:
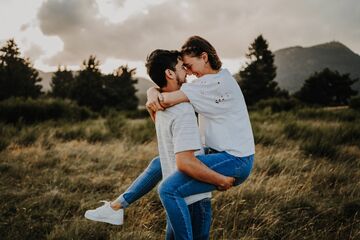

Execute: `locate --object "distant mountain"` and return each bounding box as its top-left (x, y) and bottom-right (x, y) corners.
top-left (274, 41), bottom-right (360, 94)
top-left (37, 70), bottom-right (155, 105)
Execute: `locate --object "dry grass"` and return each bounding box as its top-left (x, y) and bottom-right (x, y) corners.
top-left (0, 108), bottom-right (359, 239)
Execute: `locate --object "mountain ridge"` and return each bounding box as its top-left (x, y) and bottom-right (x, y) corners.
top-left (274, 41), bottom-right (360, 93)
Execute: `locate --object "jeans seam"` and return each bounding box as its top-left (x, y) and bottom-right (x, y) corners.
top-left (164, 193), bottom-right (193, 239)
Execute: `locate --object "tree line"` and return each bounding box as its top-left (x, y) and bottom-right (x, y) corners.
top-left (0, 39), bottom-right (138, 111)
top-left (0, 37), bottom-right (358, 111)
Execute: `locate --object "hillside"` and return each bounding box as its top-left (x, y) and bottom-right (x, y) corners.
top-left (274, 41), bottom-right (360, 93)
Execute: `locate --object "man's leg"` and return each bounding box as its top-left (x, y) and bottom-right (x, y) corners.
top-left (158, 152), bottom-right (254, 239)
top-left (165, 215), bottom-right (175, 240)
top-left (165, 198), bottom-right (212, 240)
top-left (112, 156), bottom-right (162, 209)
top-left (189, 198), bottom-right (212, 240)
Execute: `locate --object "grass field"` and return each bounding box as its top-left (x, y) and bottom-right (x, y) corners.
top-left (0, 107), bottom-right (359, 239)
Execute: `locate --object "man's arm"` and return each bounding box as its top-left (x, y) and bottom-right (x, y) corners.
top-left (175, 150), bottom-right (235, 190)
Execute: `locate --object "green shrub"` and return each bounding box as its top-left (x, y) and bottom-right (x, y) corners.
top-left (301, 135), bottom-right (340, 160)
top-left (54, 127), bottom-right (87, 141)
top-left (0, 97), bottom-right (95, 124)
top-left (0, 139), bottom-right (9, 151)
top-left (252, 123), bottom-right (276, 146)
top-left (341, 200), bottom-right (360, 218)
top-left (254, 97), bottom-right (299, 112)
top-left (283, 122), bottom-right (314, 140)
top-left (295, 107), bottom-right (360, 122)
top-left (124, 119), bottom-right (156, 143)
top-left (86, 129), bottom-right (111, 143)
top-left (16, 128), bottom-right (40, 146)
top-left (349, 96), bottom-right (360, 110)
top-left (125, 109), bottom-right (150, 119)
top-left (336, 124), bottom-right (360, 145)
top-left (105, 113), bottom-right (127, 138)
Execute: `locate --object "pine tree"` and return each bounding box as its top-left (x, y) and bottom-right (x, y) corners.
top-left (295, 68), bottom-right (358, 106)
top-left (71, 55), bottom-right (105, 111)
top-left (103, 65), bottom-right (138, 110)
top-left (50, 66), bottom-right (74, 99)
top-left (0, 39), bottom-right (42, 100)
top-left (239, 35), bottom-right (285, 105)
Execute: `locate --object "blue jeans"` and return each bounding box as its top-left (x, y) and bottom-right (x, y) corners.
top-left (158, 152), bottom-right (254, 240)
top-left (116, 156), bottom-right (162, 208)
top-left (116, 156), bottom-right (212, 239)
top-left (166, 198), bottom-right (212, 240)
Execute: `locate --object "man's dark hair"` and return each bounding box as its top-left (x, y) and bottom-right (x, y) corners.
top-left (145, 49), bottom-right (181, 88)
top-left (181, 36), bottom-right (222, 70)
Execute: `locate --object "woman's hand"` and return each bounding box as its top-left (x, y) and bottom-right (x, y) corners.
top-left (146, 105), bottom-right (156, 122)
top-left (146, 87), bottom-right (164, 112)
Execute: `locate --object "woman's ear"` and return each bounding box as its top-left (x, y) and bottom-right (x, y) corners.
top-left (201, 52), bottom-right (208, 63)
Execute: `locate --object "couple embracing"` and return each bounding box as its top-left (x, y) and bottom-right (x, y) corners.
top-left (85, 36), bottom-right (255, 240)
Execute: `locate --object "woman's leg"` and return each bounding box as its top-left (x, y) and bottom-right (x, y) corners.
top-left (158, 152), bottom-right (254, 240)
top-left (114, 156), bottom-right (162, 208)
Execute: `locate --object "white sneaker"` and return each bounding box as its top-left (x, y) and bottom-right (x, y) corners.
top-left (84, 201), bottom-right (124, 225)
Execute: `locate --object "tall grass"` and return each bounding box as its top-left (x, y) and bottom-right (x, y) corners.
top-left (0, 107), bottom-right (359, 239)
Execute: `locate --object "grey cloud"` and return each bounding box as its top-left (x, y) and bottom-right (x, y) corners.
top-left (20, 23), bottom-right (30, 31)
top-left (24, 43), bottom-right (45, 60)
top-left (37, 0), bottom-right (360, 66)
top-left (113, 0), bottom-right (126, 8)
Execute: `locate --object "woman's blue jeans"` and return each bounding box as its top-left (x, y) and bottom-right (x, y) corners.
top-left (116, 156), bottom-right (163, 208)
top-left (158, 152), bottom-right (254, 240)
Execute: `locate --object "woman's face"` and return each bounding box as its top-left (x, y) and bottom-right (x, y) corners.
top-left (182, 53), bottom-right (207, 78)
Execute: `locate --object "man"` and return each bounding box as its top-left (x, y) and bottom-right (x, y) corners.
top-left (85, 50), bottom-right (234, 239)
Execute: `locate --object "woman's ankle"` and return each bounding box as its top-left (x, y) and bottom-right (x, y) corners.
top-left (110, 201), bottom-right (122, 210)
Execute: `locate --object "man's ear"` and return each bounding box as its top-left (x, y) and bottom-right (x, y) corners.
top-left (165, 69), bottom-right (174, 80)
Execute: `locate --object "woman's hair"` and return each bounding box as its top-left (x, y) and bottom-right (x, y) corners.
top-left (181, 36), bottom-right (222, 70)
top-left (145, 49), bottom-right (181, 88)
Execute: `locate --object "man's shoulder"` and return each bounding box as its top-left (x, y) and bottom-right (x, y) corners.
top-left (156, 103), bottom-right (195, 122)
top-left (165, 102), bottom-right (195, 115)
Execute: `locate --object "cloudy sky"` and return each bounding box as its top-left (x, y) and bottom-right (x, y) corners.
top-left (1, 0), bottom-right (359, 77)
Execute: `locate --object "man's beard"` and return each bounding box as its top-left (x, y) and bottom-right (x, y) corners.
top-left (176, 75), bottom-right (186, 87)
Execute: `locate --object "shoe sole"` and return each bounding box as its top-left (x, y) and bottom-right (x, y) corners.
top-left (84, 211), bottom-right (123, 225)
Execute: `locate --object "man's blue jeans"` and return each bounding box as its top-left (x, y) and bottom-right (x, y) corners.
top-left (158, 152), bottom-right (254, 240)
top-left (166, 198), bottom-right (212, 240)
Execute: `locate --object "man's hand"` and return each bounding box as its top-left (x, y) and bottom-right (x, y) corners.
top-left (146, 87), bottom-right (164, 112)
top-left (176, 151), bottom-right (237, 191)
top-left (217, 176), bottom-right (235, 191)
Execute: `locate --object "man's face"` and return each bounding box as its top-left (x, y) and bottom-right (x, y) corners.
top-left (174, 59), bottom-right (187, 86)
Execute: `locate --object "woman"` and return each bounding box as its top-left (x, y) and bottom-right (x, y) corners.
top-left (145, 36), bottom-right (255, 239)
